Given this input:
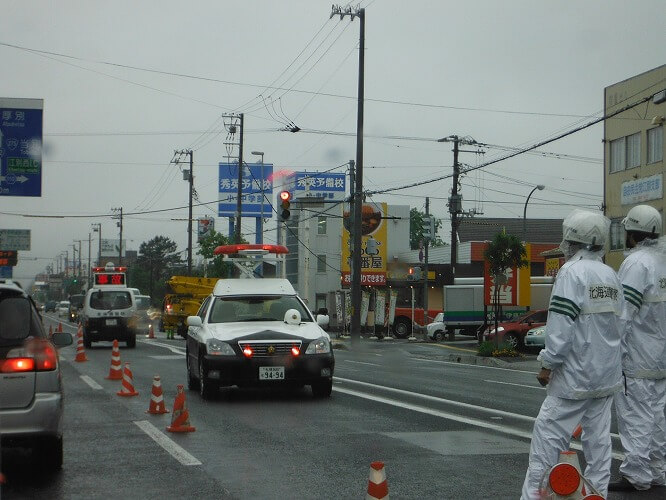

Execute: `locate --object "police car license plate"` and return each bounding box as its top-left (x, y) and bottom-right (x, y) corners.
top-left (259, 366), bottom-right (284, 380)
top-left (106, 319), bottom-right (117, 326)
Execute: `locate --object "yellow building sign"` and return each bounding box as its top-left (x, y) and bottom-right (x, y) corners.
top-left (341, 201), bottom-right (387, 286)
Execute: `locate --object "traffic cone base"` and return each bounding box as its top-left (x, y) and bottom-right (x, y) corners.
top-left (146, 375), bottom-right (169, 414)
top-left (146, 324), bottom-right (155, 339)
top-left (57, 322), bottom-right (63, 333)
top-left (167, 384), bottom-right (195, 432)
top-left (106, 339), bottom-right (123, 380)
top-left (74, 324), bottom-right (88, 362)
top-left (117, 362), bottom-right (139, 397)
top-left (366, 461), bottom-right (389, 500)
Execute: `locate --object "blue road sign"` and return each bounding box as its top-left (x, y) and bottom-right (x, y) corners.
top-left (218, 162), bottom-right (274, 218)
top-left (0, 98), bottom-right (43, 197)
top-left (0, 266), bottom-right (12, 278)
top-left (284, 171), bottom-right (346, 201)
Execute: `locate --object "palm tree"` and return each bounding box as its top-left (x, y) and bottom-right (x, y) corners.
top-left (483, 230), bottom-right (528, 349)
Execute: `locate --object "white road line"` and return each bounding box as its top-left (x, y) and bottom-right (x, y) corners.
top-left (333, 386), bottom-right (625, 461)
top-left (133, 420), bottom-right (202, 466)
top-left (138, 339), bottom-right (186, 355)
top-left (344, 360), bottom-right (380, 367)
top-left (80, 375), bottom-right (103, 390)
top-left (408, 357), bottom-right (539, 375)
top-left (484, 379), bottom-right (545, 390)
top-left (149, 355), bottom-right (186, 360)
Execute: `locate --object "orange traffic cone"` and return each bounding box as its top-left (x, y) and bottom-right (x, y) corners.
top-left (366, 461), bottom-right (389, 500)
top-left (572, 424), bottom-right (582, 440)
top-left (146, 375), bottom-right (169, 414)
top-left (74, 324), bottom-right (88, 362)
top-left (48, 324), bottom-right (54, 339)
top-left (105, 339), bottom-right (123, 380)
top-left (57, 322), bottom-right (63, 333)
top-left (117, 362), bottom-right (139, 397)
top-left (147, 324), bottom-right (155, 339)
top-left (166, 384), bottom-right (195, 432)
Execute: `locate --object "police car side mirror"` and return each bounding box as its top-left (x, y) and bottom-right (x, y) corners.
top-left (316, 314), bottom-right (329, 328)
top-left (186, 316), bottom-right (202, 327)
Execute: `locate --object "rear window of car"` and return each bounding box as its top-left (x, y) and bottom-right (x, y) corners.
top-left (89, 291), bottom-right (132, 310)
top-left (135, 296), bottom-right (151, 310)
top-left (0, 295), bottom-right (43, 345)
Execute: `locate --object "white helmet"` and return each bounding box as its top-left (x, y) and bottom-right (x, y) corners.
top-left (622, 205), bottom-right (661, 236)
top-left (562, 209), bottom-right (610, 247)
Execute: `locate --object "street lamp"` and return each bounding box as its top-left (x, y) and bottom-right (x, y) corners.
top-left (523, 184), bottom-right (545, 242)
top-left (92, 223), bottom-right (102, 267)
top-left (251, 151), bottom-right (265, 245)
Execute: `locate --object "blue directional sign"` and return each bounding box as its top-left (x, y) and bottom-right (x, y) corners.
top-left (218, 162), bottom-right (274, 218)
top-left (284, 171), bottom-right (346, 201)
top-left (0, 98), bottom-right (43, 197)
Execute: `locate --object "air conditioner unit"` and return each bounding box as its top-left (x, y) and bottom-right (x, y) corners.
top-left (654, 90), bottom-right (666, 105)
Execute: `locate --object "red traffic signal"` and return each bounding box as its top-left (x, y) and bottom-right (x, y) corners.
top-left (279, 191), bottom-right (291, 220)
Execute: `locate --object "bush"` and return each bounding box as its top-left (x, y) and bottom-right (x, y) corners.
top-left (478, 341), bottom-right (520, 358)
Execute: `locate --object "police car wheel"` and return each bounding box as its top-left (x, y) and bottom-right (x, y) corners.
top-left (186, 349), bottom-right (199, 390)
top-left (198, 357), bottom-right (216, 400)
top-left (126, 335), bottom-right (136, 348)
top-left (83, 332), bottom-right (92, 349)
top-left (312, 379), bottom-right (332, 398)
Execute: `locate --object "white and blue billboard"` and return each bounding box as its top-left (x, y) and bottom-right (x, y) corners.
top-left (218, 162), bottom-right (274, 218)
top-left (284, 171), bottom-right (346, 201)
top-left (0, 98), bottom-right (43, 197)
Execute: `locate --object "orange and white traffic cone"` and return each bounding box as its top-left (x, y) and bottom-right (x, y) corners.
top-left (147, 324), bottom-right (155, 339)
top-left (146, 375), bottom-right (169, 414)
top-left (57, 322), bottom-right (63, 333)
top-left (166, 384), bottom-right (195, 432)
top-left (117, 362), bottom-right (139, 397)
top-left (366, 461), bottom-right (389, 500)
top-left (74, 324), bottom-right (88, 362)
top-left (105, 339), bottom-right (123, 380)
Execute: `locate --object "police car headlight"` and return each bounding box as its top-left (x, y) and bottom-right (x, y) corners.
top-left (305, 337), bottom-right (331, 354)
top-left (206, 339), bottom-right (235, 356)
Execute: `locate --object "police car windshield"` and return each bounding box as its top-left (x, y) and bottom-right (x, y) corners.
top-left (208, 295), bottom-right (312, 324)
top-left (90, 291), bottom-right (132, 311)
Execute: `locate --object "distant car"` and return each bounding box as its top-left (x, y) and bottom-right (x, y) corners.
top-left (426, 312), bottom-right (446, 341)
top-left (0, 281), bottom-right (73, 470)
top-left (132, 294), bottom-right (154, 334)
top-left (45, 300), bottom-right (57, 312)
top-left (56, 300), bottom-right (70, 318)
top-left (524, 325), bottom-right (547, 349)
top-left (482, 309), bottom-right (548, 350)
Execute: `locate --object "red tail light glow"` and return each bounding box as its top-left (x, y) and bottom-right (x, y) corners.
top-left (291, 346), bottom-right (300, 356)
top-left (1, 357), bottom-right (36, 373)
top-left (242, 346), bottom-right (253, 358)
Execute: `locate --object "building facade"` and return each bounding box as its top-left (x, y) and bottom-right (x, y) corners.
top-left (604, 65), bottom-right (665, 269)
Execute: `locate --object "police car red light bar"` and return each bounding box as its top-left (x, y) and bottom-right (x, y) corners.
top-left (213, 244), bottom-right (289, 255)
top-left (279, 191), bottom-right (291, 201)
top-left (92, 266), bottom-right (127, 273)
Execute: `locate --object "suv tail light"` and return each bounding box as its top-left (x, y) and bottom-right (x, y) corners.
top-left (2, 339), bottom-right (58, 373)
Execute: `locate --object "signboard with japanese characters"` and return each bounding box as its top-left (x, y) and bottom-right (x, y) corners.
top-left (100, 239), bottom-right (126, 258)
top-left (341, 201), bottom-right (388, 286)
top-left (483, 258), bottom-right (531, 307)
top-left (621, 173), bottom-right (662, 205)
top-left (0, 98), bottom-right (43, 197)
top-left (197, 217), bottom-right (215, 242)
top-left (218, 162), bottom-right (274, 218)
top-left (284, 171), bottom-right (345, 201)
top-left (0, 229), bottom-right (31, 250)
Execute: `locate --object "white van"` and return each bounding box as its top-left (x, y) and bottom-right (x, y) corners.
top-left (81, 287), bottom-right (137, 348)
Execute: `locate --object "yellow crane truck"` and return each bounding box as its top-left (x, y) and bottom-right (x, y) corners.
top-left (161, 276), bottom-right (218, 338)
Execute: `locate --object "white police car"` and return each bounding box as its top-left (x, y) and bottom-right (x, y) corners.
top-left (185, 278), bottom-right (334, 400)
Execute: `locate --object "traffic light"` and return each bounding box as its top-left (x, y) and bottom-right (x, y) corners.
top-left (279, 191), bottom-right (291, 221)
top-left (422, 216), bottom-right (435, 240)
top-left (407, 267), bottom-right (422, 281)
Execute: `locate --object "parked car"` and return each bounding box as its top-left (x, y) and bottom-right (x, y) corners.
top-left (482, 309), bottom-right (548, 350)
top-left (426, 313), bottom-right (446, 341)
top-left (524, 325), bottom-right (547, 349)
top-left (56, 300), bottom-right (70, 318)
top-left (0, 281), bottom-right (73, 470)
top-left (45, 300), bottom-right (57, 312)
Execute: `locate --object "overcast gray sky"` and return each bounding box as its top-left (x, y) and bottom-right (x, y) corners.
top-left (2, 0), bottom-right (665, 286)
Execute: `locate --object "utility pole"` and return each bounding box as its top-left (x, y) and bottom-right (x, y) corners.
top-left (332, 4), bottom-right (364, 346)
top-left (112, 207), bottom-right (123, 266)
top-left (172, 149), bottom-right (194, 274)
top-left (71, 244), bottom-right (77, 277)
top-left (92, 223), bottom-right (102, 267)
top-left (423, 197), bottom-right (430, 326)
top-left (437, 135), bottom-right (477, 283)
top-left (235, 113), bottom-right (245, 244)
top-left (87, 233), bottom-right (92, 288)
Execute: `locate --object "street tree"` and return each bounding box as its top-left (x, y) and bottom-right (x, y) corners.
top-left (197, 230), bottom-right (234, 278)
top-left (131, 236), bottom-right (184, 300)
top-left (409, 207), bottom-right (444, 250)
top-left (483, 230), bottom-right (528, 349)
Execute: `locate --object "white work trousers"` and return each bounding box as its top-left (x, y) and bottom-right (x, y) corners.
top-left (521, 395), bottom-right (613, 500)
top-left (614, 376), bottom-right (666, 489)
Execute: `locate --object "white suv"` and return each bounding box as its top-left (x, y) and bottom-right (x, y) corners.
top-left (185, 279), bottom-right (334, 400)
top-left (0, 282), bottom-right (72, 470)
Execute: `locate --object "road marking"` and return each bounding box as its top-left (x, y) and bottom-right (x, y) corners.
top-left (138, 339), bottom-right (186, 355)
top-left (408, 357), bottom-right (539, 375)
top-left (134, 420), bottom-right (202, 466)
top-left (332, 386), bottom-right (625, 461)
top-left (428, 343), bottom-right (477, 353)
top-left (149, 355), bottom-right (185, 360)
top-left (80, 375), bottom-right (103, 390)
top-left (484, 379), bottom-right (545, 390)
top-left (344, 360), bottom-right (380, 367)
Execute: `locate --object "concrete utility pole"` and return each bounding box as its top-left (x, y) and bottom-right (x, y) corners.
top-left (235, 113), bottom-right (245, 244)
top-left (423, 197), bottom-right (430, 325)
top-left (112, 207), bottom-right (123, 266)
top-left (332, 4), bottom-right (365, 346)
top-left (437, 135), bottom-right (477, 283)
top-left (172, 149), bottom-right (194, 274)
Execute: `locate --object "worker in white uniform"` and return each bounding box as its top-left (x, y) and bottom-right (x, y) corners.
top-left (609, 205), bottom-right (666, 491)
top-left (521, 210), bottom-right (624, 500)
